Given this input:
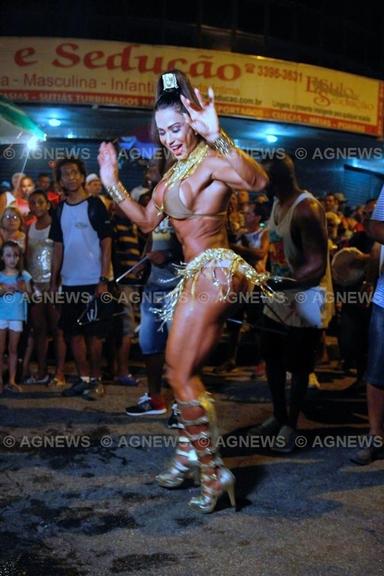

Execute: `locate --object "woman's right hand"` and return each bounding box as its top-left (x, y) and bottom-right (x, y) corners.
top-left (147, 250), bottom-right (169, 266)
top-left (98, 142), bottom-right (120, 188)
top-left (181, 87), bottom-right (220, 142)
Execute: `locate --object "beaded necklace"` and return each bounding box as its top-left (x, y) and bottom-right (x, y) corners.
top-left (163, 140), bottom-right (209, 189)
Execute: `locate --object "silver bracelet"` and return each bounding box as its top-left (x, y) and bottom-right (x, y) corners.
top-left (106, 181), bottom-right (130, 204)
top-left (212, 129), bottom-right (235, 157)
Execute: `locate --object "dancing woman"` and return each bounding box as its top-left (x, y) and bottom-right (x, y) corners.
top-left (98, 70), bottom-right (268, 513)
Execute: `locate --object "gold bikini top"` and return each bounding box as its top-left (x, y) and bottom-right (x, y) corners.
top-left (154, 182), bottom-right (227, 220)
top-left (154, 140), bottom-right (227, 220)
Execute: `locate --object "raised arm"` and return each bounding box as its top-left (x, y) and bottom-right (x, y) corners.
top-left (181, 88), bottom-right (268, 192)
top-left (98, 142), bottom-right (163, 233)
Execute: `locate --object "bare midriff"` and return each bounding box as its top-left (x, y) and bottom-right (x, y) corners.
top-left (170, 215), bottom-right (229, 262)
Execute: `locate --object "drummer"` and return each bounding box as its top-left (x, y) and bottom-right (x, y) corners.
top-left (250, 153), bottom-right (333, 452)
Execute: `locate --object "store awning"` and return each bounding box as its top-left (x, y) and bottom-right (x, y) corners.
top-left (0, 95), bottom-right (46, 144)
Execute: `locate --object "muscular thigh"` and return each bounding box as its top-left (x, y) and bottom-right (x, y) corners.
top-left (166, 269), bottom-right (248, 375)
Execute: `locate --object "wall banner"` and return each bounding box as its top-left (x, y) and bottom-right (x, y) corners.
top-left (0, 37), bottom-right (382, 136)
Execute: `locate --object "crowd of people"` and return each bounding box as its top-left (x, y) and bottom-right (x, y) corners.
top-left (0, 69), bottom-right (383, 513)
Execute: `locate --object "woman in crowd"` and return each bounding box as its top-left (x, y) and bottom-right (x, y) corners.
top-left (0, 206), bottom-right (26, 251)
top-left (25, 190), bottom-right (66, 387)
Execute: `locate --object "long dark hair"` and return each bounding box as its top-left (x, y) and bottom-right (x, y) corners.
top-left (150, 69), bottom-right (201, 144)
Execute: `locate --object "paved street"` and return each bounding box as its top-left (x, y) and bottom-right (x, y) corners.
top-left (0, 357), bottom-right (383, 576)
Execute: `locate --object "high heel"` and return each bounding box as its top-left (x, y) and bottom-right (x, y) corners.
top-left (178, 392), bottom-right (236, 514)
top-left (189, 464), bottom-right (236, 514)
top-left (156, 435), bottom-right (200, 488)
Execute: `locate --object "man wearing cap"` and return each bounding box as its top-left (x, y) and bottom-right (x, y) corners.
top-left (86, 173), bottom-right (112, 210)
top-left (85, 173), bottom-right (102, 195)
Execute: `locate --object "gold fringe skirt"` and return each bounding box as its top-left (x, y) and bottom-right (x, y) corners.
top-left (154, 247), bottom-right (271, 326)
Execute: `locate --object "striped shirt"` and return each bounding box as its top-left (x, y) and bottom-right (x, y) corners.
top-left (112, 215), bottom-right (143, 285)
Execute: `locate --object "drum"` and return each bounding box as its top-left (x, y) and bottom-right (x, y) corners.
top-left (331, 247), bottom-right (369, 287)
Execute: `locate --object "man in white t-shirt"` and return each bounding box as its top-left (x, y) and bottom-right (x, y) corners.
top-left (50, 158), bottom-right (112, 400)
top-left (351, 185), bottom-right (384, 465)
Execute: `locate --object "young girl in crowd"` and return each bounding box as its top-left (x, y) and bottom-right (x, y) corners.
top-left (25, 191), bottom-right (66, 386)
top-left (0, 206), bottom-right (26, 251)
top-left (0, 241), bottom-right (31, 393)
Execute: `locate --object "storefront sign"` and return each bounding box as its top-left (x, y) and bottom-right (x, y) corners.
top-left (0, 37), bottom-right (382, 136)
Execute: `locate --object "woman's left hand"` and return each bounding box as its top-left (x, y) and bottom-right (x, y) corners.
top-left (98, 142), bottom-right (120, 188)
top-left (181, 88), bottom-right (220, 143)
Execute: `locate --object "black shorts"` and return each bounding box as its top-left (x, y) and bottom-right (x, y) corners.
top-left (261, 315), bottom-right (321, 373)
top-left (59, 285), bottom-right (111, 338)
